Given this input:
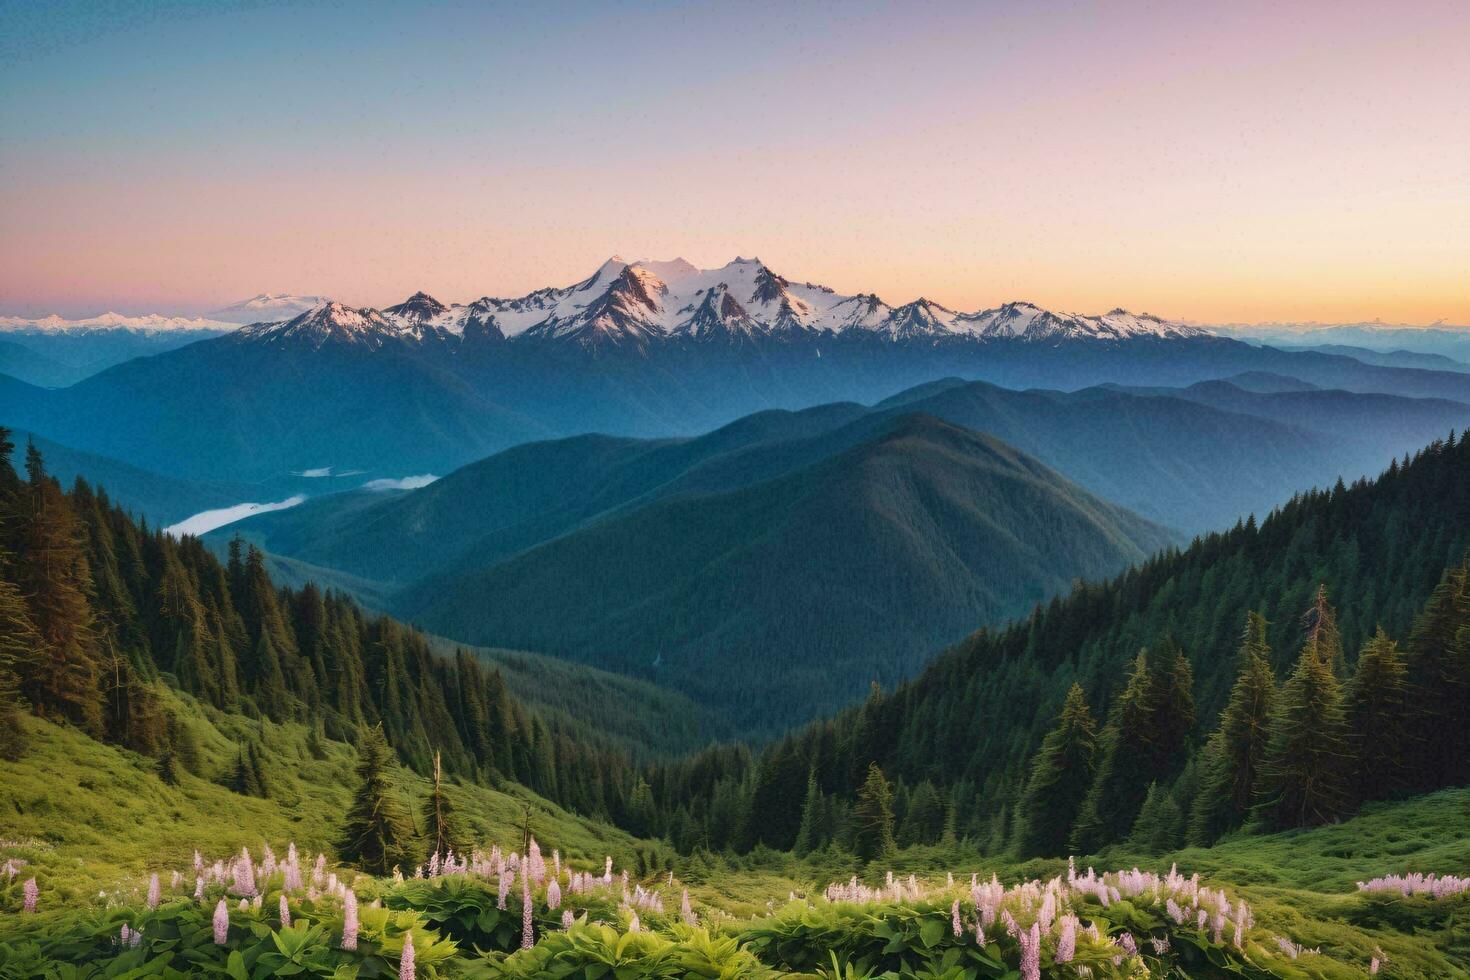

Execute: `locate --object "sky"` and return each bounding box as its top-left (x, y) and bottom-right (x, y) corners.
top-left (1, 0), bottom-right (1467, 323)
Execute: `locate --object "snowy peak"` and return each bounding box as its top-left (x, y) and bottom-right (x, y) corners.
top-left (239, 301), bottom-right (404, 350)
top-left (679, 284), bottom-right (760, 341)
top-left (882, 298), bottom-right (960, 339)
top-left (208, 293), bottom-right (332, 324)
top-left (384, 291), bottom-right (450, 322)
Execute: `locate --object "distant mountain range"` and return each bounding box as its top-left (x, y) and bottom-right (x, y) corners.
top-left (6, 256), bottom-right (1470, 493)
top-left (0, 313), bottom-right (235, 386)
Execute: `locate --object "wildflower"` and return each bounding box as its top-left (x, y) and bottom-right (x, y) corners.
top-left (528, 838), bottom-right (545, 883)
top-left (562, 908), bottom-right (575, 929)
top-left (1371, 957), bottom-right (1381, 974)
top-left (147, 873), bottom-right (161, 910)
top-left (399, 931), bottom-right (415, 980)
top-left (1056, 914), bottom-right (1077, 964)
top-left (171, 871), bottom-right (181, 889)
top-left (194, 876), bottom-right (205, 901)
top-left (1019, 923), bottom-right (1041, 980)
top-left (521, 867), bottom-right (534, 949)
top-left (682, 888), bottom-right (697, 927)
top-left (1118, 932), bottom-right (1138, 956)
top-left (22, 878), bottom-right (37, 913)
top-left (951, 899), bottom-right (961, 937)
top-left (119, 924), bottom-right (132, 948)
top-left (628, 910), bottom-right (641, 933)
top-left (279, 894), bottom-right (291, 927)
top-left (342, 890), bottom-right (359, 950)
top-left (212, 899), bottom-right (229, 944)
top-left (604, 856), bottom-right (613, 883)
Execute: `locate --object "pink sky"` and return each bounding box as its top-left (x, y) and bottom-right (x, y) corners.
top-left (1, 1), bottom-right (1467, 323)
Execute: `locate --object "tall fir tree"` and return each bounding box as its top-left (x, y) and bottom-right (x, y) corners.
top-left (1189, 612), bottom-right (1277, 845)
top-left (1254, 590), bottom-right (1352, 830)
top-left (10, 442), bottom-right (103, 734)
top-left (1343, 628), bottom-right (1411, 803)
top-left (1070, 640), bottom-right (1194, 853)
top-left (1015, 683), bottom-right (1098, 858)
top-left (1402, 563), bottom-right (1470, 789)
top-left (339, 725), bottom-right (416, 874)
top-left (852, 762), bottom-right (896, 862)
top-left (792, 768), bottom-right (822, 856)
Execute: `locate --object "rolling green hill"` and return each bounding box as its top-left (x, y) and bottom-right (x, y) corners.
top-left (401, 414), bottom-right (1175, 737)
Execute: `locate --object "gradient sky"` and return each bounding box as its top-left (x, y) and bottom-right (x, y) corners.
top-left (2, 0), bottom-right (1467, 322)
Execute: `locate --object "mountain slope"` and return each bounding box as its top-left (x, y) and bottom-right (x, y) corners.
top-left (398, 415), bottom-right (1175, 736)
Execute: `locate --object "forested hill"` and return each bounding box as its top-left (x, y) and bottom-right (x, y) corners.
top-left (0, 427), bottom-right (650, 824)
top-left (637, 432), bottom-right (1470, 853)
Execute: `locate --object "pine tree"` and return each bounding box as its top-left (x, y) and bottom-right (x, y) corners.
top-left (1403, 563), bottom-right (1470, 789)
top-left (1015, 683), bottom-right (1098, 858)
top-left (421, 751), bottom-right (464, 862)
top-left (1343, 628), bottom-right (1410, 803)
top-left (11, 443), bottom-right (102, 734)
top-left (338, 725), bottom-right (415, 875)
top-left (0, 571), bottom-right (40, 761)
top-left (1254, 591), bottom-right (1351, 830)
top-left (1070, 652), bottom-right (1155, 853)
top-left (852, 762), bottom-right (896, 862)
top-left (1189, 612), bottom-right (1277, 845)
top-left (899, 781), bottom-right (945, 846)
top-left (1129, 782), bottom-right (1183, 853)
top-left (793, 768), bottom-right (822, 856)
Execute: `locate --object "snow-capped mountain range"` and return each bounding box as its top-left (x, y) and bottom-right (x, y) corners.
top-left (207, 293), bottom-right (333, 324)
top-left (232, 256), bottom-right (1206, 352)
top-left (0, 312), bottom-right (235, 335)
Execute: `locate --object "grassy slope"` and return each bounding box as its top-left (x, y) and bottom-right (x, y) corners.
top-left (2, 709), bottom-right (1467, 975)
top-left (0, 700), bottom-right (659, 908)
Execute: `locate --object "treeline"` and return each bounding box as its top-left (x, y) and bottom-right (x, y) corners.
top-left (0, 428), bottom-right (646, 823)
top-left (628, 432), bottom-right (1470, 856)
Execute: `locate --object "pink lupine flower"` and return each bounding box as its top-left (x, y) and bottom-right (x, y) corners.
top-left (399, 931), bottom-right (415, 980)
top-left (119, 924), bottom-right (131, 948)
top-left (1119, 932), bottom-right (1138, 956)
top-left (547, 878), bottom-right (561, 911)
top-left (279, 894), bottom-right (291, 927)
top-left (521, 868), bottom-right (534, 949)
top-left (193, 850), bottom-right (203, 873)
top-left (498, 868), bottom-right (511, 909)
top-left (562, 909), bottom-right (574, 930)
top-left (428, 853), bottom-right (440, 877)
top-left (194, 876), bottom-right (205, 901)
top-left (1019, 923), bottom-right (1041, 980)
top-left (951, 899), bottom-right (961, 937)
top-left (528, 838), bottom-right (545, 883)
top-left (974, 920), bottom-right (985, 945)
top-left (1055, 914), bottom-right (1077, 964)
top-left (171, 871), bottom-right (181, 889)
top-left (147, 873), bottom-right (161, 909)
top-left (341, 890), bottom-right (359, 950)
top-left (553, 849), bottom-right (561, 877)
top-left (604, 856), bottom-right (613, 883)
top-left (22, 878), bottom-right (37, 913)
top-left (628, 911), bottom-right (641, 933)
top-left (212, 899), bottom-right (230, 944)
top-left (681, 888), bottom-right (696, 927)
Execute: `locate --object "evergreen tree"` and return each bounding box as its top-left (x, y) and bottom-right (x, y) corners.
top-left (793, 769), bottom-right (822, 856)
top-left (1129, 782), bottom-right (1183, 853)
top-left (1403, 563), bottom-right (1470, 789)
top-left (852, 762), bottom-right (896, 862)
top-left (1015, 683), bottom-right (1098, 857)
top-left (1254, 590), bottom-right (1351, 830)
top-left (1189, 612), bottom-right (1277, 845)
top-left (0, 572), bottom-right (40, 761)
top-left (11, 443), bottom-right (102, 734)
top-left (1343, 628), bottom-right (1410, 803)
top-left (338, 725), bottom-right (415, 874)
top-left (421, 751), bottom-right (464, 862)
top-left (899, 781), bottom-right (945, 846)
top-left (1072, 638), bottom-right (1194, 853)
